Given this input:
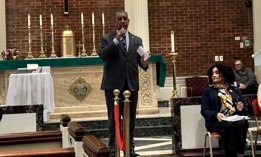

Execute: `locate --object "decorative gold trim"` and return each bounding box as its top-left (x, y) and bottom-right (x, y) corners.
top-left (68, 77), bottom-right (92, 102)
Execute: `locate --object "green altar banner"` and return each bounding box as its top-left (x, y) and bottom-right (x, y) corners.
top-left (0, 54), bottom-right (166, 87)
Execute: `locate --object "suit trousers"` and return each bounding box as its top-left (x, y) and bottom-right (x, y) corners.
top-left (104, 82), bottom-right (138, 152)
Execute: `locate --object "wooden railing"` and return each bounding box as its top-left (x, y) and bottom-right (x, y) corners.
top-left (0, 147), bottom-right (75, 157)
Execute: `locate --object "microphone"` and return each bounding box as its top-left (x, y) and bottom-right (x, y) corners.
top-left (121, 27), bottom-right (126, 38)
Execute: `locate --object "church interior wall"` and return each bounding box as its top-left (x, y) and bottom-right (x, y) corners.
top-left (3, 0), bottom-right (254, 78)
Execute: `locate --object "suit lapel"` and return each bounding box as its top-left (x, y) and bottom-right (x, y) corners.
top-left (128, 33), bottom-right (134, 54)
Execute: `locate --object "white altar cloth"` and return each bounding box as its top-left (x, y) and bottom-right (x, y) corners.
top-left (6, 73), bottom-right (54, 112)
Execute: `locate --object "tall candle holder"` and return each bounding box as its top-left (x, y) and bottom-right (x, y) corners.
top-left (38, 25), bottom-right (46, 58)
top-left (102, 23), bottom-right (105, 35)
top-left (81, 23), bottom-right (87, 57)
top-left (49, 25), bottom-right (57, 58)
top-left (76, 41), bottom-right (82, 58)
top-left (169, 52), bottom-right (179, 98)
top-left (26, 25), bottom-right (34, 59)
top-left (90, 24), bottom-right (97, 56)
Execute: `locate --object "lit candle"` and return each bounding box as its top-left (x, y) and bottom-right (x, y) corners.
top-left (28, 14), bottom-right (30, 27)
top-left (51, 13), bottom-right (53, 26)
top-left (102, 12), bottom-right (104, 25)
top-left (171, 31), bottom-right (175, 52)
top-left (39, 14), bottom-right (42, 26)
top-left (92, 12), bottom-right (95, 25)
top-left (81, 12), bottom-right (84, 25)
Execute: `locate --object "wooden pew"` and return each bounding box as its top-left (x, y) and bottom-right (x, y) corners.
top-left (68, 121), bottom-right (110, 157)
top-left (0, 147), bottom-right (75, 157)
top-left (0, 130), bottom-right (62, 151)
top-left (82, 135), bottom-right (110, 157)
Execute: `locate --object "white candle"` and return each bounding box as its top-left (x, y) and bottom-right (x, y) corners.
top-left (102, 12), bottom-right (104, 25)
top-left (81, 12), bottom-right (84, 25)
top-left (28, 14), bottom-right (30, 27)
top-left (39, 14), bottom-right (42, 26)
top-left (92, 12), bottom-right (95, 25)
top-left (51, 14), bottom-right (53, 26)
top-left (171, 31), bottom-right (175, 52)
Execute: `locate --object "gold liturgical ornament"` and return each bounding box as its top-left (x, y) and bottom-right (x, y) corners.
top-left (69, 77), bottom-right (92, 102)
top-left (61, 26), bottom-right (76, 57)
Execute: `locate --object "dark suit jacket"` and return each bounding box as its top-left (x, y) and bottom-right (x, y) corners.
top-left (99, 31), bottom-right (148, 91)
top-left (200, 86), bottom-right (247, 129)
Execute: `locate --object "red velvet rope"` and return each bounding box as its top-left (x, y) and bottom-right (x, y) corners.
top-left (114, 102), bottom-right (125, 150)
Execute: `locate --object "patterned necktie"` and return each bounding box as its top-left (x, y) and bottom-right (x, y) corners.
top-left (121, 36), bottom-right (127, 53)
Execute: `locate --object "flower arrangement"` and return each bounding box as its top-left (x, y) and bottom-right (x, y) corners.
top-left (1, 48), bottom-right (20, 60)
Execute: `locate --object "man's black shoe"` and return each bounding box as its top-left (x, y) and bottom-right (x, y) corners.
top-left (109, 152), bottom-right (115, 157)
top-left (130, 150), bottom-right (140, 157)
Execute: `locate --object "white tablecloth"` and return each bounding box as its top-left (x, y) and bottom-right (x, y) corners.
top-left (6, 73), bottom-right (55, 112)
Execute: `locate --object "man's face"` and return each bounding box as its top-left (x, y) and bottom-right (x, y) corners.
top-left (235, 61), bottom-right (243, 71)
top-left (115, 12), bottom-right (129, 30)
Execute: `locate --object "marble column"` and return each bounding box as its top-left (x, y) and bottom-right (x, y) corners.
top-left (0, 0), bottom-right (6, 53)
top-left (124, 0), bottom-right (158, 114)
top-left (253, 0), bottom-right (261, 82)
top-left (124, 0), bottom-right (150, 51)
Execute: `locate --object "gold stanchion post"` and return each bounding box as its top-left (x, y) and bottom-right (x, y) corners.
top-left (113, 89), bottom-right (121, 157)
top-left (123, 90), bottom-right (131, 157)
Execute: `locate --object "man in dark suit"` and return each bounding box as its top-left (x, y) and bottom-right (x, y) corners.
top-left (99, 9), bottom-right (149, 157)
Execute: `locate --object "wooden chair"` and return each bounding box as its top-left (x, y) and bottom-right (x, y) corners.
top-left (203, 130), bottom-right (254, 157)
top-left (250, 98), bottom-right (261, 155)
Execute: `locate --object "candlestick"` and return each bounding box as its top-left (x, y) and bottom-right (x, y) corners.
top-left (92, 12), bottom-right (95, 25)
top-left (81, 19), bottom-right (87, 57)
top-left (91, 22), bottom-right (97, 56)
top-left (171, 31), bottom-right (175, 52)
top-left (102, 12), bottom-right (105, 35)
top-left (51, 13), bottom-right (53, 26)
top-left (81, 12), bottom-right (84, 25)
top-left (39, 14), bottom-right (42, 26)
top-left (26, 21), bottom-right (34, 59)
top-left (102, 12), bottom-right (104, 25)
top-left (28, 14), bottom-right (30, 27)
top-left (38, 22), bottom-right (46, 58)
top-left (49, 25), bottom-right (57, 58)
top-left (169, 52), bottom-right (179, 98)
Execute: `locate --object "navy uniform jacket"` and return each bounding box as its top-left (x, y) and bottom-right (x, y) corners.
top-left (99, 31), bottom-right (148, 91)
top-left (201, 86), bottom-right (247, 129)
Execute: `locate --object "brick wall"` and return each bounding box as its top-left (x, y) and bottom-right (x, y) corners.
top-left (5, 0), bottom-right (253, 77)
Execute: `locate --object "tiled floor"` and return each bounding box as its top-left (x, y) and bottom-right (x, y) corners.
top-left (99, 107), bottom-right (175, 157)
top-left (100, 136), bottom-right (175, 157)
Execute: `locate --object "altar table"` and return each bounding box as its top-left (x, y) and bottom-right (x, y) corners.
top-left (6, 73), bottom-right (54, 112)
top-left (0, 55), bottom-right (166, 121)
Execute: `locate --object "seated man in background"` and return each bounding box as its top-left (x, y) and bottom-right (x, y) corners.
top-left (234, 59), bottom-right (258, 94)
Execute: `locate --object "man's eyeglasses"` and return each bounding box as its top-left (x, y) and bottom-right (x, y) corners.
top-left (117, 16), bottom-right (128, 21)
top-left (235, 64), bottom-right (242, 66)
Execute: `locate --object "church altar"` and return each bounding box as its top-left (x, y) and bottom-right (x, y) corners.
top-left (0, 55), bottom-right (166, 122)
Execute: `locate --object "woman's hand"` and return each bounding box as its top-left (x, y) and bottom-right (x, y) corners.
top-left (217, 113), bottom-right (226, 122)
top-left (236, 102), bottom-right (244, 111)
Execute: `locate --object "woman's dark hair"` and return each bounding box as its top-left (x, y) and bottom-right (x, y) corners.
top-left (207, 64), bottom-right (235, 85)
